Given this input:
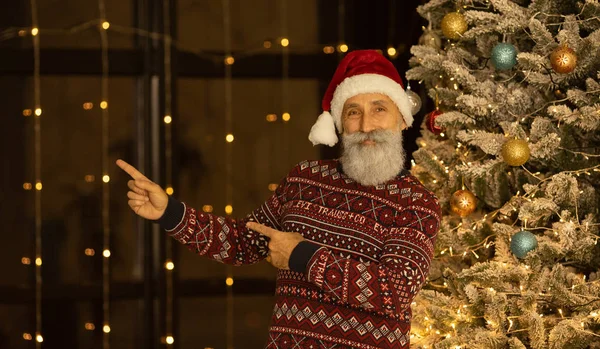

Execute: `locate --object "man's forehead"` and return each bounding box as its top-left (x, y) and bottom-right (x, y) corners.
top-left (344, 93), bottom-right (393, 107)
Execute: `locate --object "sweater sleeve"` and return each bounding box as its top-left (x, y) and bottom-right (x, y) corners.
top-left (156, 176), bottom-right (288, 266)
top-left (302, 198), bottom-right (440, 317)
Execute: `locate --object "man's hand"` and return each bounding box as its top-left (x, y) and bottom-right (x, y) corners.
top-left (246, 222), bottom-right (305, 270)
top-left (116, 159), bottom-right (169, 220)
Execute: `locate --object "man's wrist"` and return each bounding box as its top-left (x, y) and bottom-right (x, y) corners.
top-left (289, 241), bottom-right (321, 273)
top-left (155, 196), bottom-right (185, 231)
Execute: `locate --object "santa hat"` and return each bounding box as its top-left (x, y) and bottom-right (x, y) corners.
top-left (308, 50), bottom-right (415, 147)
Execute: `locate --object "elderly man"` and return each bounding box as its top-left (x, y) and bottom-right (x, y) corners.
top-left (117, 50), bottom-right (440, 349)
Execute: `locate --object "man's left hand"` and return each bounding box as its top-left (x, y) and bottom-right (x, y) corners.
top-left (246, 222), bottom-right (305, 269)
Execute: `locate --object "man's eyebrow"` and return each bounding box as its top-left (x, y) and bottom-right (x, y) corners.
top-left (344, 103), bottom-right (360, 109)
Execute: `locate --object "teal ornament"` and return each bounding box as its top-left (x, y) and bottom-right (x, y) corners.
top-left (491, 43), bottom-right (517, 70)
top-left (510, 230), bottom-right (538, 258)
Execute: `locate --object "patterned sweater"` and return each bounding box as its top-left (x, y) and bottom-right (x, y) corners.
top-left (157, 159), bottom-right (440, 349)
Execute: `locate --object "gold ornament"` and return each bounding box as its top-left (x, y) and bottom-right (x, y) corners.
top-left (501, 139), bottom-right (530, 166)
top-left (441, 12), bottom-right (468, 40)
top-left (450, 190), bottom-right (477, 217)
top-left (554, 89), bottom-right (567, 99)
top-left (550, 45), bottom-right (577, 74)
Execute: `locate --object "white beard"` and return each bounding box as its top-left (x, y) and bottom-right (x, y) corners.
top-left (339, 129), bottom-right (406, 187)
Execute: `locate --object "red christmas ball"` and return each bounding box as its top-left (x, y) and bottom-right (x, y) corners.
top-left (426, 109), bottom-right (443, 135)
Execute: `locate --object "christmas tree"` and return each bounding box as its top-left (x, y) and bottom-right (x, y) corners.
top-left (405, 0), bottom-right (600, 348)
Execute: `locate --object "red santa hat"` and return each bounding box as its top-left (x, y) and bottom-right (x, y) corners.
top-left (308, 49), bottom-right (415, 147)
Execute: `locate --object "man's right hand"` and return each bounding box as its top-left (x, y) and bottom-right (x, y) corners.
top-left (116, 159), bottom-right (169, 220)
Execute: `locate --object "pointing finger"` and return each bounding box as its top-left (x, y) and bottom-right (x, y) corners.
top-left (246, 222), bottom-right (277, 238)
top-left (116, 159), bottom-right (148, 181)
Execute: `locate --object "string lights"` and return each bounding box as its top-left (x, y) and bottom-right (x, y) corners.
top-left (222, 1), bottom-right (235, 349)
top-left (162, 0), bottom-right (175, 346)
top-left (97, 0), bottom-right (112, 347)
top-left (27, 0), bottom-right (44, 346)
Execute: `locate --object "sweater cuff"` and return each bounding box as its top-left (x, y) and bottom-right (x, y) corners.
top-left (289, 241), bottom-right (321, 273)
top-left (155, 196), bottom-right (185, 231)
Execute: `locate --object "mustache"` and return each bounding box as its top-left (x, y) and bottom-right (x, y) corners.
top-left (343, 129), bottom-right (397, 144)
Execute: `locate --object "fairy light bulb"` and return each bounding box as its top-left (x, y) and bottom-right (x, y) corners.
top-left (165, 260), bottom-right (174, 270)
top-left (225, 277), bottom-right (234, 286)
top-left (31, 28), bottom-right (39, 36)
top-left (102, 21), bottom-right (110, 30)
top-left (103, 249), bottom-right (111, 258)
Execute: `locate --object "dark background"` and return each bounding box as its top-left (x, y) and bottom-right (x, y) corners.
top-left (0, 1), bottom-right (428, 348)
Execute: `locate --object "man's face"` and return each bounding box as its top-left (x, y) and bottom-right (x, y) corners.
top-left (338, 93), bottom-right (407, 187)
top-left (341, 93), bottom-right (407, 140)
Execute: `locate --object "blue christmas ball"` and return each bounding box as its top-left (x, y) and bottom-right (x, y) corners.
top-left (510, 230), bottom-right (538, 259)
top-left (491, 43), bottom-right (518, 70)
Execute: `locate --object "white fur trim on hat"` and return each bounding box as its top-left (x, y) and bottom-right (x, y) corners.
top-left (308, 111), bottom-right (339, 146)
top-left (329, 73), bottom-right (414, 132)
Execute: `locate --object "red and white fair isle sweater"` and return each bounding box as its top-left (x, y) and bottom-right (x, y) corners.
top-left (157, 159), bottom-right (440, 349)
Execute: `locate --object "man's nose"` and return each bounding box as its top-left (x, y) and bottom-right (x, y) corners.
top-left (359, 113), bottom-right (376, 133)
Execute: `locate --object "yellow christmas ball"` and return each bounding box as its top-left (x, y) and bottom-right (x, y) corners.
top-left (441, 12), bottom-right (468, 40)
top-left (550, 45), bottom-right (577, 74)
top-left (501, 139), bottom-right (530, 166)
top-left (450, 190), bottom-right (477, 217)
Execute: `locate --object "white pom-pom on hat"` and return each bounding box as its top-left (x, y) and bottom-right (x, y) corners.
top-left (308, 111), bottom-right (339, 146)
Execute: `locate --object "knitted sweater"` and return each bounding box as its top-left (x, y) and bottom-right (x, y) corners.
top-left (158, 159), bottom-right (440, 349)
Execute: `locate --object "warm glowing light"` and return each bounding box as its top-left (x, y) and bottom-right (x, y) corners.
top-left (85, 248), bottom-right (95, 256)
top-left (282, 113), bottom-right (291, 122)
top-left (85, 323), bottom-right (95, 330)
top-left (202, 205), bottom-right (213, 213)
top-left (263, 40), bottom-right (272, 49)
top-left (31, 28), bottom-right (39, 36)
top-left (35, 108), bottom-right (42, 116)
top-left (226, 134), bottom-right (234, 143)
top-left (166, 336), bottom-right (174, 344)
top-left (225, 56), bottom-right (235, 65)
top-left (387, 47), bottom-right (397, 57)
top-left (85, 175), bottom-right (95, 182)
top-left (35, 258), bottom-right (42, 266)
top-left (23, 109), bottom-right (32, 116)
top-left (23, 183), bottom-right (32, 190)
top-left (102, 175), bottom-right (110, 183)
top-left (103, 249), bottom-right (111, 258)
top-left (166, 187), bottom-right (174, 195)
top-left (36, 334), bottom-right (43, 343)
top-left (338, 44), bottom-right (348, 52)
top-left (280, 38), bottom-right (289, 47)
top-left (164, 115), bottom-right (172, 124)
top-left (22, 257), bottom-right (31, 265)
top-left (225, 277), bottom-right (234, 286)
top-left (323, 46), bottom-right (335, 54)
top-left (83, 102), bottom-right (93, 110)
top-left (266, 114), bottom-right (277, 122)
top-left (23, 333), bottom-right (32, 340)
top-left (165, 260), bottom-right (175, 270)
top-left (100, 101), bottom-right (108, 109)
top-left (268, 183), bottom-right (278, 192)
top-left (225, 205), bottom-right (233, 215)
top-left (103, 325), bottom-right (111, 333)
top-left (35, 182), bottom-right (42, 190)
top-left (102, 21), bottom-right (110, 30)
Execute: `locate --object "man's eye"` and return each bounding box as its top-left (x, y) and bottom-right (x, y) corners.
top-left (375, 107), bottom-right (386, 112)
top-left (347, 110), bottom-right (359, 116)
